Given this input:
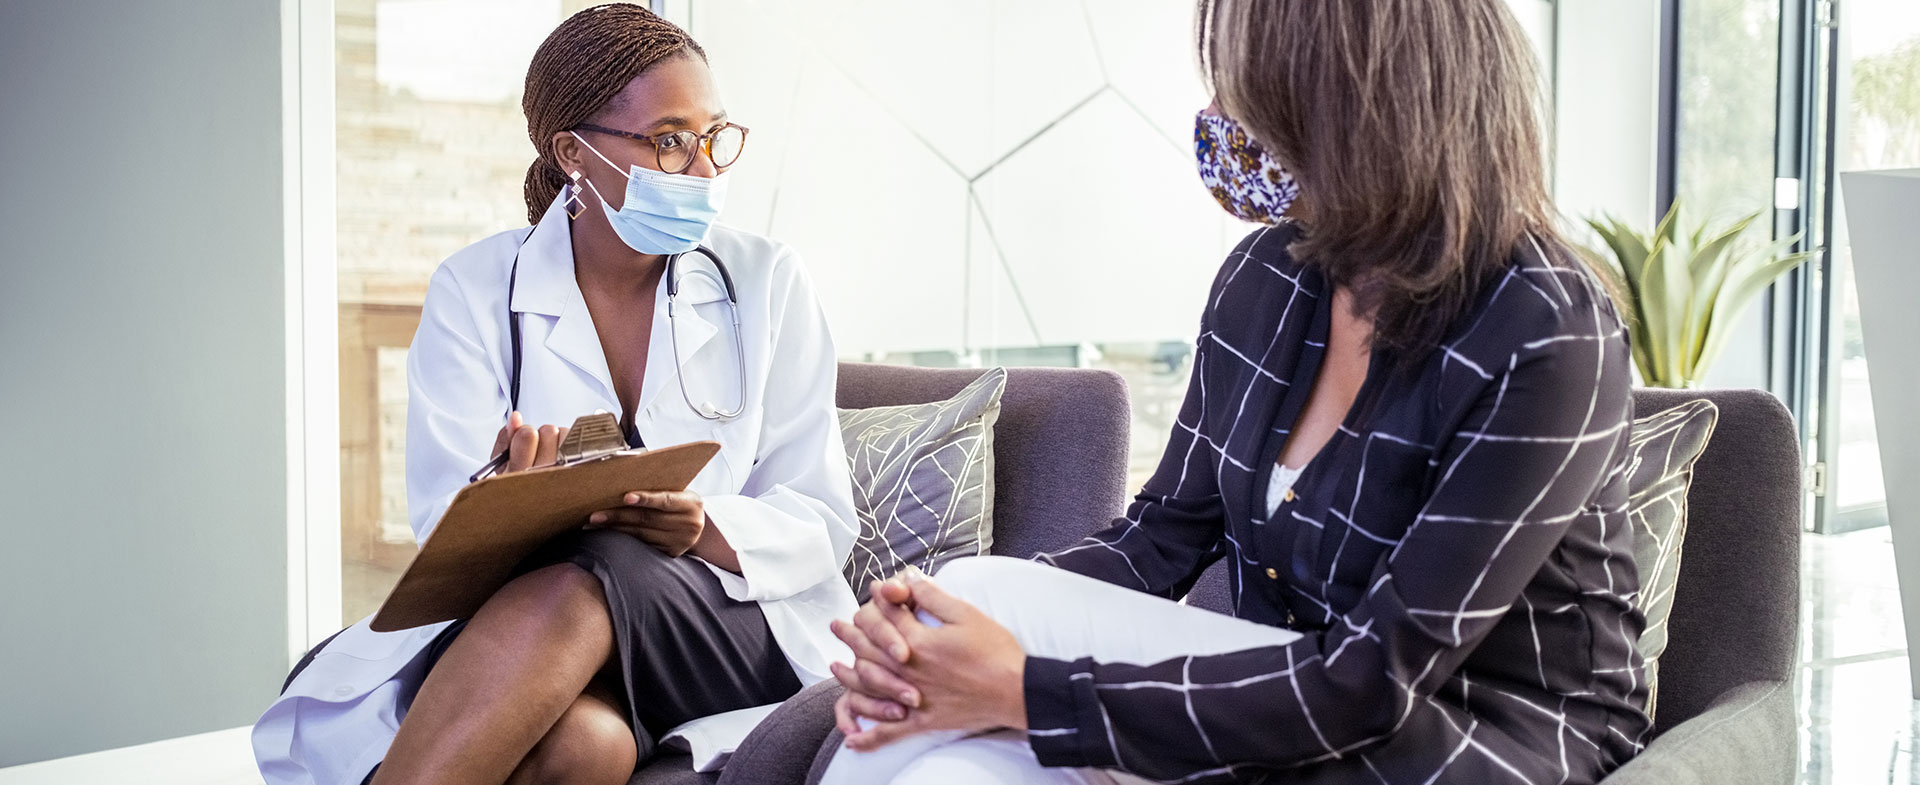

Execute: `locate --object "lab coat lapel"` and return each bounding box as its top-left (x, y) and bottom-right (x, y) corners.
top-left (545, 288), bottom-right (618, 406)
top-left (512, 188), bottom-right (618, 407)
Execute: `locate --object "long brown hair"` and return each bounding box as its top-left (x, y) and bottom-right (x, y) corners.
top-left (521, 3), bottom-right (705, 224)
top-left (1198, 0), bottom-right (1578, 362)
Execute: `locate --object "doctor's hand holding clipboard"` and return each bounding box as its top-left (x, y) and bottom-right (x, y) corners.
top-left (485, 410), bottom-right (720, 563)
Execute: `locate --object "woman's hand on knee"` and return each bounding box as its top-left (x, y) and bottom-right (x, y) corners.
top-left (841, 578), bottom-right (1027, 752)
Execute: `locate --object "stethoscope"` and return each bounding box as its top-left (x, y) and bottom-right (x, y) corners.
top-left (500, 223), bottom-right (748, 433)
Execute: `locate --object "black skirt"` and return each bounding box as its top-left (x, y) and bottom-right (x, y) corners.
top-left (290, 529), bottom-right (802, 780)
top-left (515, 528), bottom-right (804, 755)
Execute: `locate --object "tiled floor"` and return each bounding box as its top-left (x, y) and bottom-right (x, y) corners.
top-left (1801, 527), bottom-right (1917, 785)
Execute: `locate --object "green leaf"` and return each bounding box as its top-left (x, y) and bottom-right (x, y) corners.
top-left (1689, 212), bottom-right (1760, 281)
top-left (1578, 243), bottom-right (1657, 383)
top-left (1589, 216), bottom-right (1648, 302)
top-left (1696, 250), bottom-right (1814, 375)
top-left (1655, 202), bottom-right (1683, 247)
top-left (1639, 238), bottom-right (1686, 386)
top-left (1681, 213), bottom-right (1761, 372)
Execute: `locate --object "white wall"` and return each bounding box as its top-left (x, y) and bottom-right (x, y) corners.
top-left (687, 0), bottom-right (1655, 360)
top-left (1554, 0), bottom-right (1662, 227)
top-left (0, 0), bottom-right (291, 765)
top-left (685, 0), bottom-right (1252, 357)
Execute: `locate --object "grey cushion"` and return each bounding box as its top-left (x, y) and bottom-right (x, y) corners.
top-left (1630, 388), bottom-right (1800, 735)
top-left (835, 363), bottom-right (1131, 560)
top-left (838, 368), bottom-right (1005, 602)
top-left (1622, 399), bottom-right (1720, 720)
top-left (1598, 680), bottom-right (1796, 785)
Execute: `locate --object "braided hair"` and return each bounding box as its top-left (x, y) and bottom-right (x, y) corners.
top-left (521, 3), bottom-right (706, 224)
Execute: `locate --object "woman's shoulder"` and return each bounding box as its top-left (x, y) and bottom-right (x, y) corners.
top-left (705, 223), bottom-right (802, 280)
top-left (1448, 237), bottom-right (1626, 363)
top-left (703, 224), bottom-right (825, 311)
top-left (1223, 222), bottom-right (1309, 279)
top-left (1205, 223), bottom-right (1318, 323)
top-left (429, 225), bottom-right (536, 300)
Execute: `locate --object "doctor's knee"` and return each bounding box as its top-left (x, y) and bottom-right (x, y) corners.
top-left (489, 563), bottom-right (610, 635)
top-left (515, 690), bottom-right (635, 785)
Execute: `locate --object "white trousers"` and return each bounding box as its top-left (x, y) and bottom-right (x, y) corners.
top-left (818, 556), bottom-right (1302, 785)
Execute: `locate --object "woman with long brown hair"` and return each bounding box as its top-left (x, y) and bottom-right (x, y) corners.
top-left (823, 0), bottom-right (1649, 782)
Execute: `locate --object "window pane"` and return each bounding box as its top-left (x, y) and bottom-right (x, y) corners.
top-left (335, 0), bottom-right (599, 625)
top-left (1676, 0), bottom-right (1781, 222)
top-left (1830, 0), bottom-right (1920, 516)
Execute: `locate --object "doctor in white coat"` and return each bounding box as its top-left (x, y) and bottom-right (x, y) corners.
top-left (254, 6), bottom-right (857, 785)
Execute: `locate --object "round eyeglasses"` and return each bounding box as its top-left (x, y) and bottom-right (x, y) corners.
top-left (573, 122), bottom-right (749, 175)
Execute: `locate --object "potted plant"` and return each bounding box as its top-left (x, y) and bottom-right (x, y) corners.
top-left (1578, 202), bottom-right (1816, 388)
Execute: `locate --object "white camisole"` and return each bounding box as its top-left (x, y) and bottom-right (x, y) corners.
top-left (1266, 464), bottom-right (1305, 518)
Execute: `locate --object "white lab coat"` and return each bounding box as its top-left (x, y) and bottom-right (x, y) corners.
top-left (254, 191), bottom-right (860, 785)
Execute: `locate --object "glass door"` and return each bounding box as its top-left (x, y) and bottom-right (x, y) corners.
top-left (1813, 0), bottom-right (1917, 533)
top-left (334, 0), bottom-right (603, 625)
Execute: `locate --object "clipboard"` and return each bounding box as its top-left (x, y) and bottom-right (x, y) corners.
top-left (371, 429), bottom-right (721, 633)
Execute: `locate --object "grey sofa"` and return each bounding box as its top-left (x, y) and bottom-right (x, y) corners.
top-left (651, 376), bottom-right (1803, 785)
top-left (632, 362), bottom-right (1134, 784)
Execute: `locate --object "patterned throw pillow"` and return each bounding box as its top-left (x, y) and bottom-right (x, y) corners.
top-left (838, 368), bottom-right (1006, 602)
top-left (1624, 399), bottom-right (1720, 720)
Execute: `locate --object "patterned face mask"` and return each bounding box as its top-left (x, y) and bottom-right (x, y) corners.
top-left (1194, 111), bottom-right (1301, 224)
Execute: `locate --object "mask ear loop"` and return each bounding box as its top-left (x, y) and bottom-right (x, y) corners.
top-left (569, 131), bottom-right (629, 212)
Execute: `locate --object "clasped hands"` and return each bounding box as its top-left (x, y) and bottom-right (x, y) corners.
top-left (827, 568), bottom-right (1029, 751)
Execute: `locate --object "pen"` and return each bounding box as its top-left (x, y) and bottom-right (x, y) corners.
top-left (469, 450), bottom-right (511, 483)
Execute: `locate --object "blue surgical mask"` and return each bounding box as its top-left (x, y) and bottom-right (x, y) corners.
top-left (571, 131), bottom-right (729, 255)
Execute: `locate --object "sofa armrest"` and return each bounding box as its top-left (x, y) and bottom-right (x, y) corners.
top-left (718, 680), bottom-right (844, 785)
top-left (1599, 680), bottom-right (1797, 785)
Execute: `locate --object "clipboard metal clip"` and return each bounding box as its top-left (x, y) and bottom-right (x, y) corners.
top-left (555, 412), bottom-right (631, 465)
top-left (470, 412), bottom-right (635, 483)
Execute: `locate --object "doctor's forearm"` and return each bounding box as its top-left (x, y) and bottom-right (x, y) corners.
top-left (692, 519), bottom-right (741, 573)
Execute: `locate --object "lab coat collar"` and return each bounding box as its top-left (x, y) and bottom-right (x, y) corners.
top-left (502, 188), bottom-right (613, 402)
top-left (665, 265), bottom-right (726, 353)
top-left (507, 188), bottom-right (580, 318)
top-left (508, 188), bottom-right (728, 416)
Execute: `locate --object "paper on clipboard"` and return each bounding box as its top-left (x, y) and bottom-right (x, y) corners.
top-left (371, 437), bottom-right (721, 632)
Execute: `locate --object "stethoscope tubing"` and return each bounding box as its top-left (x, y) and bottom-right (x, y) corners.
top-left (501, 224), bottom-right (747, 423)
top-left (663, 247), bottom-right (748, 420)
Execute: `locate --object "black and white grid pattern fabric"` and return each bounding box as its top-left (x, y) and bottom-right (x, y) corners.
top-left (1029, 225), bottom-right (1651, 784)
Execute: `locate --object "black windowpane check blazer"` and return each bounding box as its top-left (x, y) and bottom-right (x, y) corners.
top-left (1029, 225), bottom-right (1651, 785)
